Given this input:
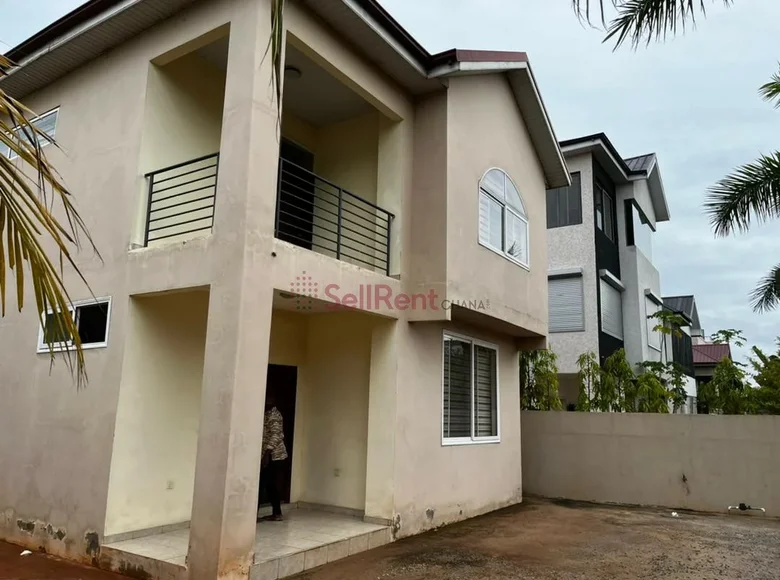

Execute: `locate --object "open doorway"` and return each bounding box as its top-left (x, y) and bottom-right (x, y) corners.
top-left (261, 364), bottom-right (298, 505)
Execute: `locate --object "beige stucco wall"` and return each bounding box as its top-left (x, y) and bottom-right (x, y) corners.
top-left (391, 321), bottom-right (523, 538)
top-left (445, 75), bottom-right (548, 336)
top-left (294, 313), bottom-right (372, 511)
top-left (104, 290), bottom-right (209, 536)
top-left (0, 0), bottom-right (249, 563)
top-left (267, 310), bottom-right (372, 512)
top-left (522, 411), bottom-right (780, 514)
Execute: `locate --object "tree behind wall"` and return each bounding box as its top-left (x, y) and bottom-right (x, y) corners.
top-left (519, 349), bottom-right (563, 410)
top-left (576, 352), bottom-right (600, 412)
top-left (602, 348), bottom-right (635, 411)
top-left (706, 357), bottom-right (754, 414)
top-left (751, 341), bottom-right (780, 414)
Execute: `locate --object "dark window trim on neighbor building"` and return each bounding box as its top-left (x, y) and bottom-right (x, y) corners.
top-left (596, 269), bottom-right (624, 364)
top-left (546, 172), bottom-right (582, 229)
top-left (594, 179), bottom-right (616, 243)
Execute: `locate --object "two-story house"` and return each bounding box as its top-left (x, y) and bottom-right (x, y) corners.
top-left (0, 1), bottom-right (569, 579)
top-left (545, 133), bottom-right (671, 408)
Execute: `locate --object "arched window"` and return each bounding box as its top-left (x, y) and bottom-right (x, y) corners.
top-left (478, 168), bottom-right (529, 267)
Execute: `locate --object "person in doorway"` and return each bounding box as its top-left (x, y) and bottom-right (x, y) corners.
top-left (259, 393), bottom-right (288, 521)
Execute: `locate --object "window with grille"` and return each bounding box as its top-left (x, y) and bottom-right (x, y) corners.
top-left (1, 108), bottom-right (59, 160)
top-left (478, 168), bottom-right (529, 268)
top-left (37, 297), bottom-right (111, 353)
top-left (595, 180), bottom-right (616, 242)
top-left (546, 172), bottom-right (582, 228)
top-left (442, 333), bottom-right (499, 444)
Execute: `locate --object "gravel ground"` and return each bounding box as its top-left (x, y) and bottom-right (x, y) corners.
top-left (297, 499), bottom-right (780, 580)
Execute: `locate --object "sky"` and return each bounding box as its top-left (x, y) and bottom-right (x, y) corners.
top-left (2, 1), bottom-right (779, 365)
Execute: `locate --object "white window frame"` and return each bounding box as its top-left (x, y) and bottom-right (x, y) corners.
top-left (478, 168), bottom-right (530, 270)
top-left (646, 298), bottom-right (662, 352)
top-left (2, 108), bottom-right (60, 161)
top-left (441, 330), bottom-right (501, 446)
top-left (36, 296), bottom-right (112, 353)
top-left (599, 271), bottom-right (624, 341)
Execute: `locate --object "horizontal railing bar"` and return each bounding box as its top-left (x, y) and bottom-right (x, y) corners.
top-left (280, 170), bottom-right (392, 224)
top-left (276, 228), bottom-right (386, 271)
top-left (279, 183), bottom-right (390, 235)
top-left (148, 223), bottom-right (214, 242)
top-left (151, 163), bottom-right (218, 186)
top-left (145, 153), bottom-right (219, 178)
top-left (148, 214), bottom-right (215, 234)
top-left (278, 172), bottom-right (392, 224)
top-left (150, 194), bottom-right (216, 214)
top-left (151, 185), bottom-right (215, 205)
top-left (280, 159), bottom-right (394, 218)
top-left (277, 217), bottom-right (387, 264)
top-left (278, 211), bottom-right (386, 257)
top-left (277, 190), bottom-right (390, 241)
top-left (277, 202), bottom-right (389, 247)
top-left (152, 173), bottom-right (216, 195)
top-left (148, 203), bottom-right (214, 224)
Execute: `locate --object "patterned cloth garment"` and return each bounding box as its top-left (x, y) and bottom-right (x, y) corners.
top-left (262, 407), bottom-right (289, 461)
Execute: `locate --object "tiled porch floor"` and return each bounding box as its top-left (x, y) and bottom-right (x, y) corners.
top-left (104, 507), bottom-right (390, 578)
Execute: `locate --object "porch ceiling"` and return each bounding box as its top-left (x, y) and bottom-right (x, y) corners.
top-left (283, 43), bottom-right (374, 127)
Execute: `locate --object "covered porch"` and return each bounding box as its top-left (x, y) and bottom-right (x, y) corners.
top-left (103, 506), bottom-right (389, 579)
top-left (100, 297), bottom-right (395, 578)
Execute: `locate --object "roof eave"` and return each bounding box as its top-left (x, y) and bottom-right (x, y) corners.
top-left (560, 135), bottom-right (635, 184)
top-left (647, 163), bottom-right (671, 222)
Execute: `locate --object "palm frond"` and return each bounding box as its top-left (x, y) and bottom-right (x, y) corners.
top-left (759, 66), bottom-right (780, 108)
top-left (572, 1), bottom-right (733, 49)
top-left (265, 0), bottom-right (285, 118)
top-left (0, 55), bottom-right (99, 386)
top-left (704, 152), bottom-right (780, 236)
top-left (750, 263), bottom-right (780, 313)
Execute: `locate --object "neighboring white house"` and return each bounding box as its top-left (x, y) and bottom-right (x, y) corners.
top-left (546, 133), bottom-right (677, 409)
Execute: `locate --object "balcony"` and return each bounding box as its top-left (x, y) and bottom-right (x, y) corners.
top-left (275, 156), bottom-right (393, 275)
top-left (672, 331), bottom-right (695, 377)
top-left (143, 154), bottom-right (218, 245)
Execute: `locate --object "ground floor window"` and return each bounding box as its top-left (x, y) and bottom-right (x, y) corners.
top-left (37, 297), bottom-right (111, 352)
top-left (442, 332), bottom-right (499, 445)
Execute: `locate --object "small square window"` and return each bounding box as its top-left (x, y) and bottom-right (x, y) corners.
top-left (37, 298), bottom-right (111, 353)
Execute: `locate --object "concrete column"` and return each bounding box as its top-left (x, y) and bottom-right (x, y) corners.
top-left (376, 117), bottom-right (412, 278)
top-left (187, 0), bottom-right (280, 578)
top-left (364, 319), bottom-right (399, 520)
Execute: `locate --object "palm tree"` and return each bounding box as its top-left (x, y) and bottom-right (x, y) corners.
top-left (0, 55), bottom-right (98, 384)
top-left (571, 0), bottom-right (780, 312)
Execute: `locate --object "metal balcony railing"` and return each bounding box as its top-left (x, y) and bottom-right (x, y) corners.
top-left (275, 158), bottom-right (394, 275)
top-left (144, 153), bottom-right (219, 245)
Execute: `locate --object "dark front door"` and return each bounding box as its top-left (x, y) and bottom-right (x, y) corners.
top-left (277, 139), bottom-right (315, 250)
top-left (261, 364), bottom-right (297, 504)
